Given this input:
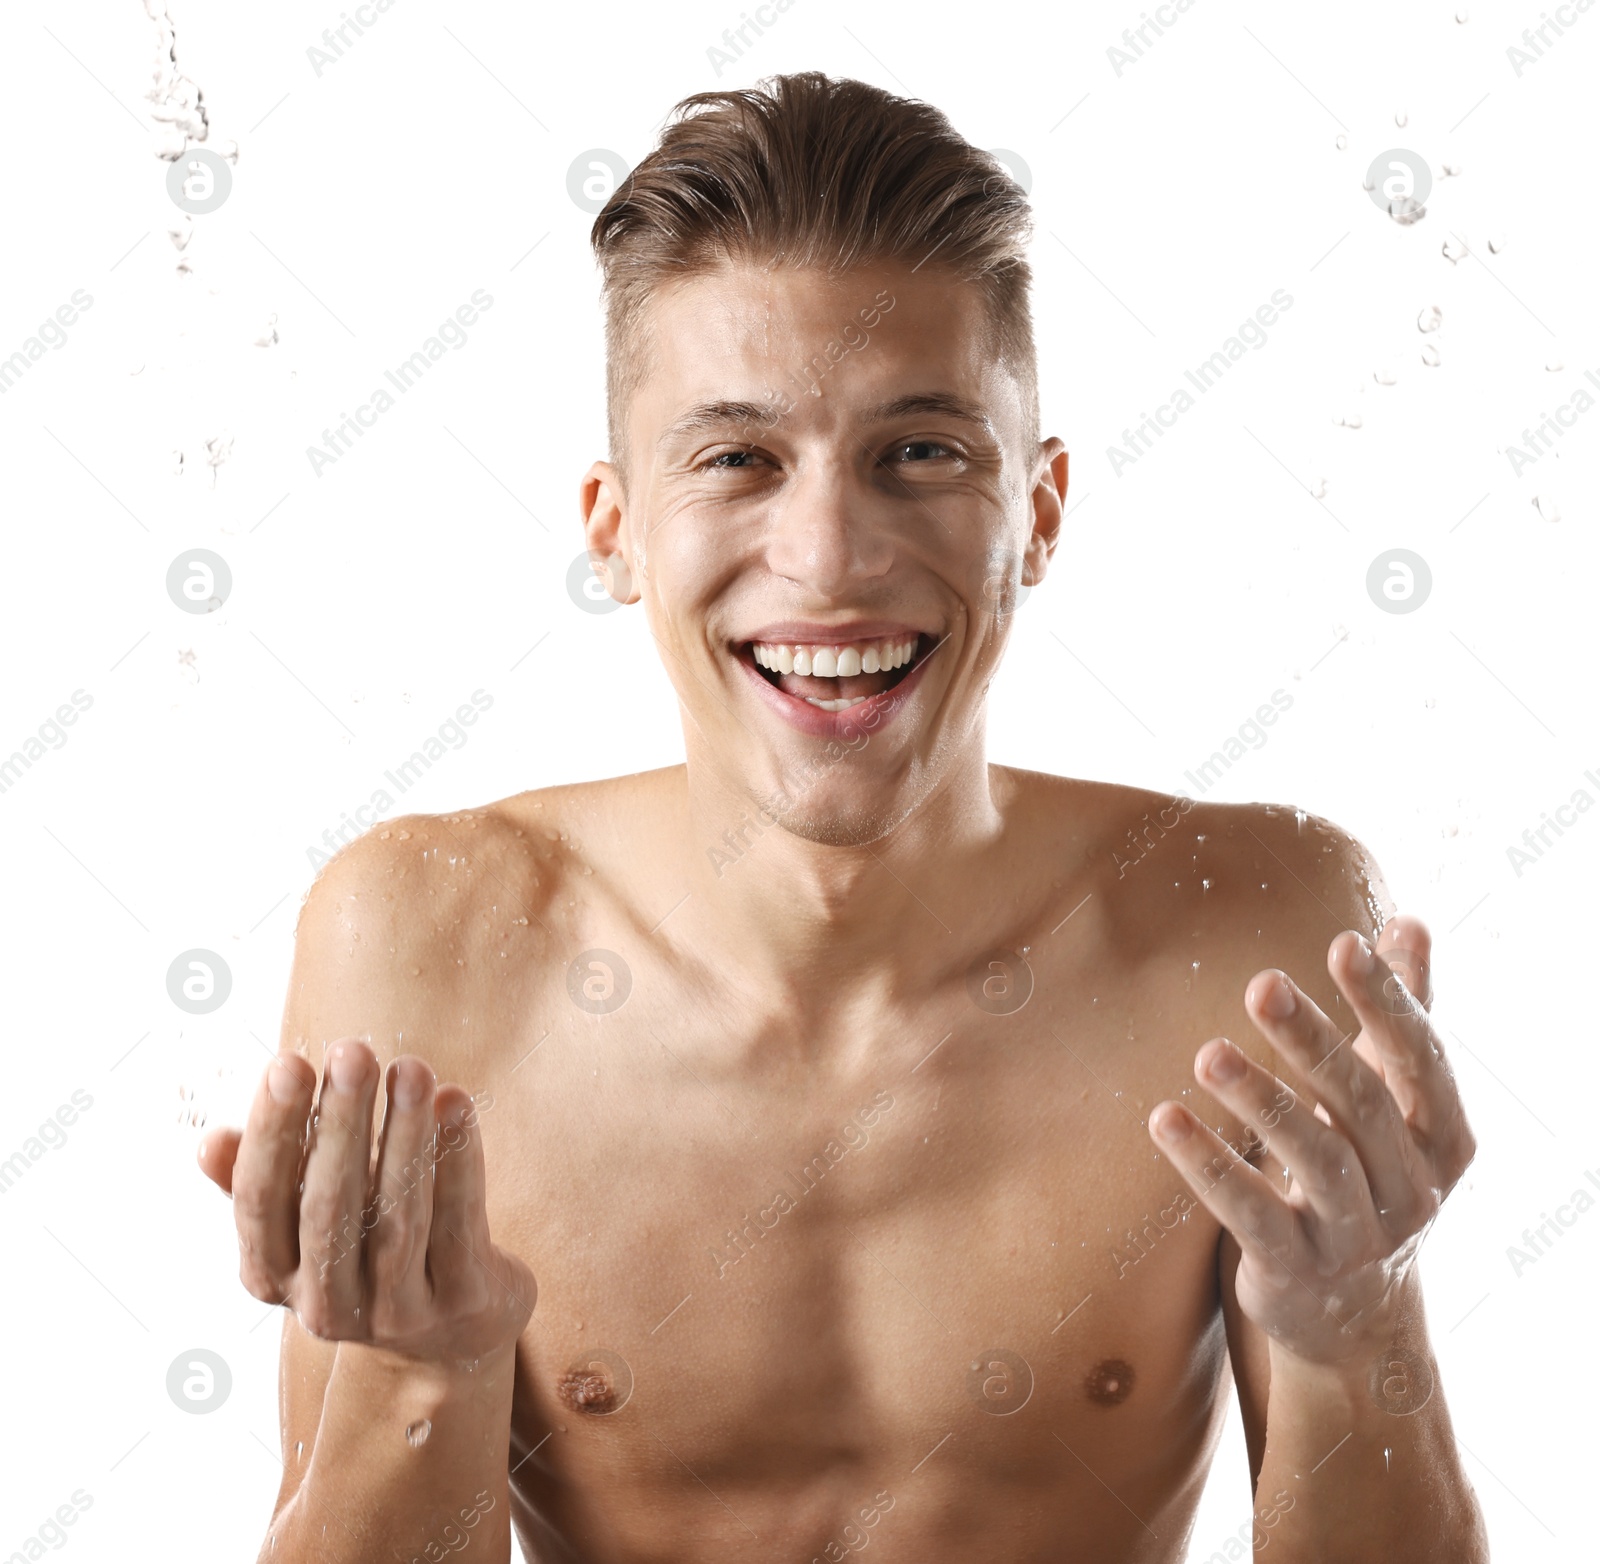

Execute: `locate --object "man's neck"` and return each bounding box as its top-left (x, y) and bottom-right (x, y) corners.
top-left (667, 739), bottom-right (1011, 1012)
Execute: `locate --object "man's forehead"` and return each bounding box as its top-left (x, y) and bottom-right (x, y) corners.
top-left (637, 264), bottom-right (1003, 437)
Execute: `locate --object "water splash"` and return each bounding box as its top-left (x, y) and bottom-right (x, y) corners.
top-left (1387, 197), bottom-right (1425, 225)
top-left (1420, 342), bottom-right (1441, 367)
top-left (1417, 305), bottom-right (1442, 333)
top-left (1532, 494), bottom-right (1561, 523)
top-left (144, 0), bottom-right (210, 156)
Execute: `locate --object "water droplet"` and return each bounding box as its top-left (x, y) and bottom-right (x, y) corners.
top-left (1442, 161), bottom-right (1461, 177)
top-left (294, 1440), bottom-right (303, 1460)
top-left (1417, 305), bottom-right (1442, 333)
top-left (1332, 411), bottom-right (1363, 430)
top-left (1394, 110), bottom-right (1408, 127)
top-left (1420, 342), bottom-right (1441, 367)
top-left (1335, 133), bottom-right (1348, 150)
top-left (1546, 358), bottom-right (1564, 372)
top-left (1383, 1445), bottom-right (1392, 1472)
top-left (254, 313), bottom-right (279, 348)
top-left (167, 215), bottom-right (193, 250)
top-left (1486, 232), bottom-right (1506, 254)
top-left (1309, 476), bottom-right (1328, 498)
top-left (1532, 493), bottom-right (1561, 523)
top-left (1456, 7), bottom-right (1469, 20)
top-left (1388, 196), bottom-right (1425, 225)
top-left (1441, 235), bottom-right (1466, 264)
top-left (406, 1419), bottom-right (432, 1447)
top-left (172, 449), bottom-right (185, 476)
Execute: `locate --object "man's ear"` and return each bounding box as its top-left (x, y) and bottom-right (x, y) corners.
top-left (1022, 439), bottom-right (1068, 588)
top-left (578, 460), bottom-right (642, 606)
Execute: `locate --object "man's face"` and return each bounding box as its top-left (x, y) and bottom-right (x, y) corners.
top-left (583, 260), bottom-right (1065, 848)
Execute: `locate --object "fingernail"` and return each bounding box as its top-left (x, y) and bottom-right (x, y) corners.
top-left (268, 1058), bottom-right (302, 1104)
top-left (392, 1062), bottom-right (424, 1110)
top-left (1353, 934), bottom-right (1376, 972)
top-left (1208, 1041), bottom-right (1246, 1081)
top-left (1156, 1105), bottom-right (1192, 1142)
top-left (328, 1044), bottom-right (365, 1092)
top-left (1261, 978), bottom-right (1296, 1019)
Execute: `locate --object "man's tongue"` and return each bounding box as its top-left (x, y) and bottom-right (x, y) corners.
top-left (774, 669), bottom-right (899, 700)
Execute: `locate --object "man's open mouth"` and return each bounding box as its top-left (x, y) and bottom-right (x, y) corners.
top-left (738, 632), bottom-right (932, 711)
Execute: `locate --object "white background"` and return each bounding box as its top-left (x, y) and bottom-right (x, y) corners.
top-left (1, 1), bottom-right (1595, 1559)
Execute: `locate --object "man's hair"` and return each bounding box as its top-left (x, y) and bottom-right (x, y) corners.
top-left (589, 70), bottom-right (1038, 493)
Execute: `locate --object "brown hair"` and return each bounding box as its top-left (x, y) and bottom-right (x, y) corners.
top-left (589, 70), bottom-right (1038, 491)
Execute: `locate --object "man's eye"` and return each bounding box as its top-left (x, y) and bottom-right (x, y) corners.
top-left (888, 440), bottom-right (954, 463)
top-left (700, 448), bottom-right (761, 470)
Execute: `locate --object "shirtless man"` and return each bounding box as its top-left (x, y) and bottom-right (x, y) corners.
top-left (198, 72), bottom-right (1489, 1562)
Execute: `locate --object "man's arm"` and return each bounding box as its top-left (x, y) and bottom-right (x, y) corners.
top-left (196, 816), bottom-right (537, 1564)
top-left (1167, 813), bottom-right (1488, 1562)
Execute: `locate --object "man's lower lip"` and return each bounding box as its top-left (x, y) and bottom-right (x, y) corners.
top-left (735, 646), bottom-right (936, 738)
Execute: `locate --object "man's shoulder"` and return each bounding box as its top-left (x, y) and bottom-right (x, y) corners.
top-left (298, 768), bottom-right (687, 939)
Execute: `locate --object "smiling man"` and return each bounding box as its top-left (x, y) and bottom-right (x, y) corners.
top-left (200, 72), bottom-right (1488, 1563)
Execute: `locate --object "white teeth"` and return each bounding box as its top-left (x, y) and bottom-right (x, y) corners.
top-left (804, 695), bottom-right (868, 711)
top-left (747, 633), bottom-right (921, 682)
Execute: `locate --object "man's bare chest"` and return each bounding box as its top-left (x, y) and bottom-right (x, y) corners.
top-left (464, 976), bottom-right (1235, 1546)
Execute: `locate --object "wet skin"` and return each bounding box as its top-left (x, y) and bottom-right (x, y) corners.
top-left (201, 260), bottom-right (1478, 1562)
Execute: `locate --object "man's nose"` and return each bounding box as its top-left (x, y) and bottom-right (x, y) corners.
top-left (763, 466), bottom-right (895, 595)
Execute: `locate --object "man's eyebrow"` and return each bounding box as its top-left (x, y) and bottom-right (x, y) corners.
top-left (656, 401), bottom-right (776, 448)
top-left (859, 391), bottom-right (993, 431)
top-left (656, 391), bottom-right (993, 448)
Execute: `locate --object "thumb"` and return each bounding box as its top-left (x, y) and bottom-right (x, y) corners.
top-left (196, 1126), bottom-right (242, 1195)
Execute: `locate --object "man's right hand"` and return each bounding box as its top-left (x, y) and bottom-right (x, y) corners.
top-left (197, 1040), bottom-right (536, 1365)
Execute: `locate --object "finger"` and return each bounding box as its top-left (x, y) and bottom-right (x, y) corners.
top-left (426, 1088), bottom-right (504, 1315)
top-left (1194, 1037), bottom-right (1378, 1237)
top-left (1375, 913), bottom-right (1433, 1015)
top-left (230, 1050), bottom-right (317, 1302)
top-left (297, 1039), bottom-right (380, 1335)
top-left (1147, 1100), bottom-right (1300, 1268)
top-left (1328, 931), bottom-right (1473, 1186)
top-left (366, 1056), bottom-right (439, 1325)
top-left (1245, 965), bottom-right (1423, 1226)
top-left (196, 1126), bottom-right (241, 1195)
